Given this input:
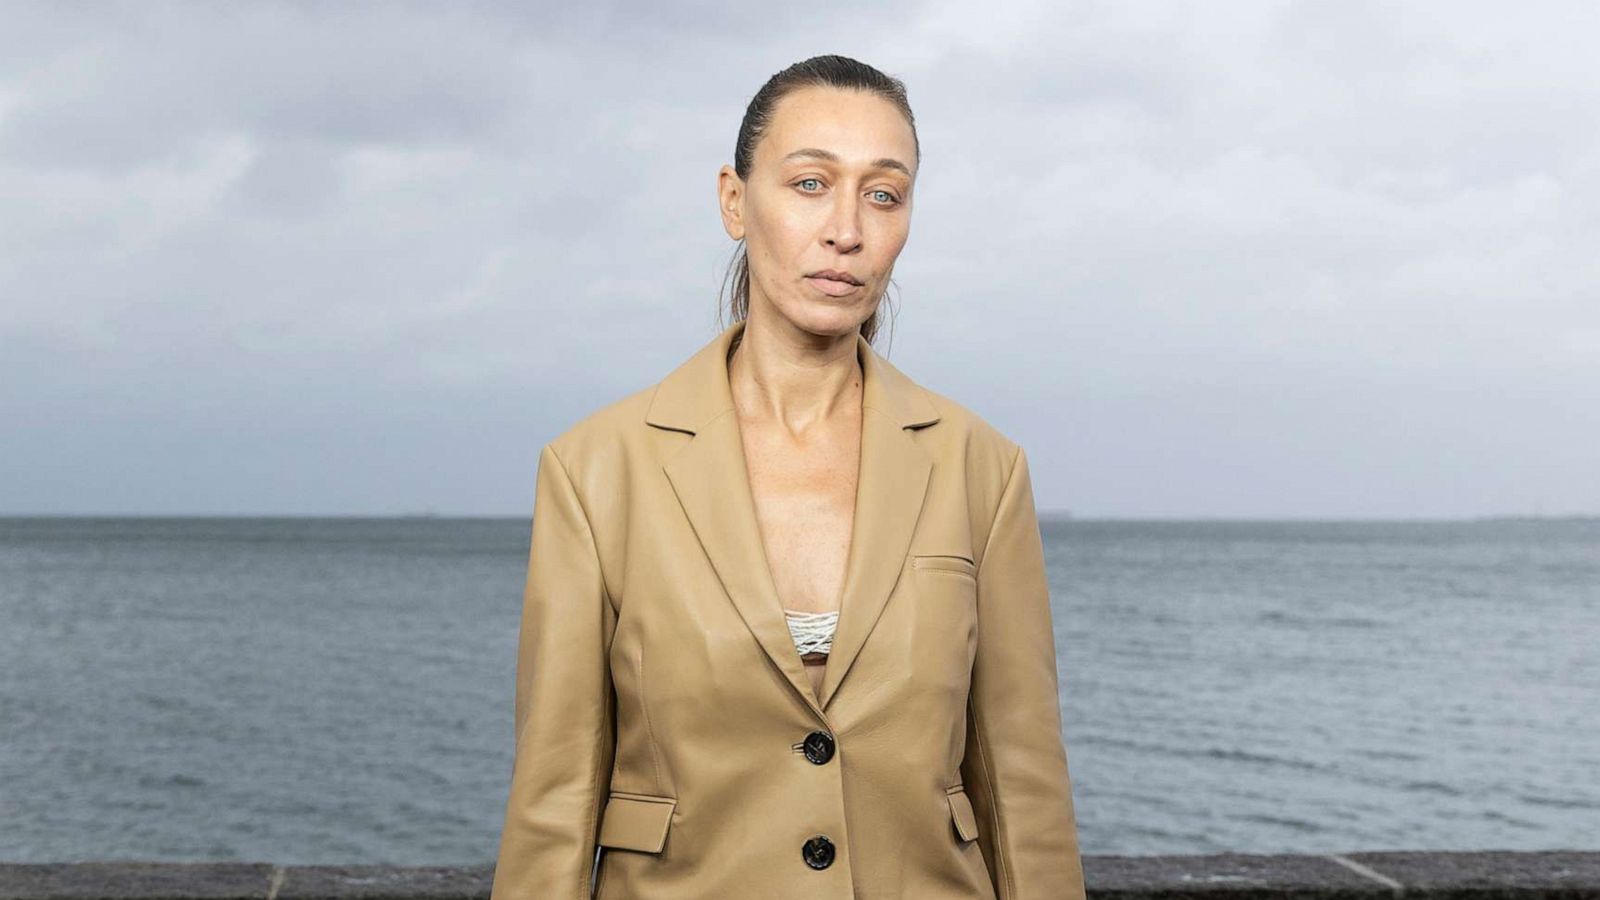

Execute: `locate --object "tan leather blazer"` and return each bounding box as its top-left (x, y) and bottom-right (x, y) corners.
top-left (491, 320), bottom-right (1085, 899)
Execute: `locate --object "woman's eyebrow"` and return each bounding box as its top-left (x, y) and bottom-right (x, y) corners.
top-left (782, 147), bottom-right (912, 178)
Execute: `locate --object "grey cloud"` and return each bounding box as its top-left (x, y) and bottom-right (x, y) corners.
top-left (2, 0), bottom-right (1597, 517)
top-left (0, 3), bottom-right (521, 172)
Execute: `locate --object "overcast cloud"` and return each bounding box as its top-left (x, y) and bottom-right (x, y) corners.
top-left (2, 1), bottom-right (1596, 517)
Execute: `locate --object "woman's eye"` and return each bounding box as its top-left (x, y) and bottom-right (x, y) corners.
top-left (794, 179), bottom-right (899, 206)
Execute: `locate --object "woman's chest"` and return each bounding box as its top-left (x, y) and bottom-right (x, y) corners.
top-left (739, 418), bottom-right (860, 613)
top-left (589, 418), bottom-right (982, 719)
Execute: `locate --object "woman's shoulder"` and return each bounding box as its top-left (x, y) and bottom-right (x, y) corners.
top-left (904, 380), bottom-right (1024, 485)
top-left (910, 381), bottom-right (1016, 447)
top-left (862, 340), bottom-right (1022, 469)
top-left (542, 381), bottom-right (661, 473)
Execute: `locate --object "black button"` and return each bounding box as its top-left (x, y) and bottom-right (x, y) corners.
top-left (802, 730), bottom-right (835, 765)
top-left (802, 834), bottom-right (835, 869)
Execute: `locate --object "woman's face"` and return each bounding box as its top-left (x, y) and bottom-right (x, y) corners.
top-left (720, 85), bottom-right (917, 339)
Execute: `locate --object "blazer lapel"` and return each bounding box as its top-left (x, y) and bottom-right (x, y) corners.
top-left (815, 400), bottom-right (931, 710)
top-left (647, 319), bottom-right (941, 718)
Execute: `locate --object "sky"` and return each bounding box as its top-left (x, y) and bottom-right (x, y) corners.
top-left (2, 1), bottom-right (1597, 518)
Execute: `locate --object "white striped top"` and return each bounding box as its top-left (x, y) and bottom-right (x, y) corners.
top-left (783, 608), bottom-right (839, 656)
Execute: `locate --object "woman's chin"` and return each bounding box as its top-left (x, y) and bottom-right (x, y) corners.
top-left (788, 299), bottom-right (874, 337)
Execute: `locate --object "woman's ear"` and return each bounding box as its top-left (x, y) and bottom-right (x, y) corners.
top-left (717, 165), bottom-right (745, 241)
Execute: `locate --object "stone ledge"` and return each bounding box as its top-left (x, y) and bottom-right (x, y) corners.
top-left (1082, 850), bottom-right (1600, 898)
top-left (1, 852), bottom-right (1596, 900)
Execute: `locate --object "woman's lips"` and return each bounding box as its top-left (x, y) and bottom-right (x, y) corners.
top-left (806, 275), bottom-right (863, 297)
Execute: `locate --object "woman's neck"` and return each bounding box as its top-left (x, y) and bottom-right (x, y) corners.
top-left (728, 316), bottom-right (862, 434)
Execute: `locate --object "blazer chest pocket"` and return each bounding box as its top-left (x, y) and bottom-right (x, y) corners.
top-left (910, 555), bottom-right (979, 675)
top-left (946, 785), bottom-right (980, 842)
top-left (912, 554), bottom-right (977, 580)
top-left (597, 791), bottom-right (676, 853)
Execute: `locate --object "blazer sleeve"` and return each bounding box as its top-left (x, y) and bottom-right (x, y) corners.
top-left (491, 442), bottom-right (618, 900)
top-left (959, 444), bottom-right (1086, 900)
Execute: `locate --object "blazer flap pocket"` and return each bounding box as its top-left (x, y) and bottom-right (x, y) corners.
top-left (914, 554), bottom-right (977, 577)
top-left (946, 785), bottom-right (980, 842)
top-left (598, 792), bottom-right (676, 853)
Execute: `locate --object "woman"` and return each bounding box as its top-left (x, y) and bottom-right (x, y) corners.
top-left (491, 55), bottom-right (1085, 899)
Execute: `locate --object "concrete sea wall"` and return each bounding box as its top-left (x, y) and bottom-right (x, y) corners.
top-left (2, 852), bottom-right (1599, 899)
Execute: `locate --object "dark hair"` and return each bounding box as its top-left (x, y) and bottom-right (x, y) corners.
top-left (719, 54), bottom-right (920, 348)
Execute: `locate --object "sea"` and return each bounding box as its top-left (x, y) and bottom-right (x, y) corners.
top-left (1, 515), bottom-right (1595, 864)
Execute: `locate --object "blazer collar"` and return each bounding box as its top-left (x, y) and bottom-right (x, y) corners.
top-left (646, 319), bottom-right (941, 717)
top-left (645, 318), bottom-right (941, 434)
